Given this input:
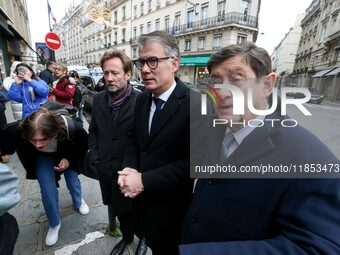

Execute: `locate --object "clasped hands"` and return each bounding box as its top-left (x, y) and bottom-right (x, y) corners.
top-left (118, 167), bottom-right (144, 198)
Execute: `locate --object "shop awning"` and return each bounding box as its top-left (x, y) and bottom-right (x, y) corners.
top-left (180, 56), bottom-right (210, 66)
top-left (311, 68), bottom-right (335, 78)
top-left (325, 67), bottom-right (340, 76)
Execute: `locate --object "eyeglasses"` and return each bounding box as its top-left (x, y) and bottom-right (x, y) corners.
top-left (135, 56), bottom-right (173, 70)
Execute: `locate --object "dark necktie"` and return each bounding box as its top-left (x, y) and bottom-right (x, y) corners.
top-left (150, 97), bottom-right (164, 134)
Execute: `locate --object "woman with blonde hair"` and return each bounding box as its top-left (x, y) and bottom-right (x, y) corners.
top-left (51, 63), bottom-right (75, 106)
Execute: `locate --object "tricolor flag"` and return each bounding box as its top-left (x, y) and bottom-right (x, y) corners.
top-left (48, 1), bottom-right (57, 24)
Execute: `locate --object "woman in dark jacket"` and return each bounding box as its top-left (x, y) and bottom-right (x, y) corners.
top-left (2, 108), bottom-right (89, 247)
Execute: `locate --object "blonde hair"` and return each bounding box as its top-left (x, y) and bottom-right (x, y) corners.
top-left (57, 63), bottom-right (68, 75)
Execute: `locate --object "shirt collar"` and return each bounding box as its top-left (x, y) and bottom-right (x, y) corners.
top-left (229, 105), bottom-right (268, 146)
top-left (152, 80), bottom-right (177, 102)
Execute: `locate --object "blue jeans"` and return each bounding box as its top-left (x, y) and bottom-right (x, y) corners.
top-left (35, 153), bottom-right (82, 227)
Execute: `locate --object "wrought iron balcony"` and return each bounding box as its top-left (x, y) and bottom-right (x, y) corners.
top-left (171, 12), bottom-right (258, 35)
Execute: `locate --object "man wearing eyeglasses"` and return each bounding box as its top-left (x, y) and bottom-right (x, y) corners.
top-left (118, 31), bottom-right (202, 255)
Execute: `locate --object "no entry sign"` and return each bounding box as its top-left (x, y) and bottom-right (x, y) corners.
top-left (45, 32), bottom-right (61, 51)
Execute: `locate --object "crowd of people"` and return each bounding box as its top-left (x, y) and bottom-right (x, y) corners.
top-left (1, 30), bottom-right (340, 255)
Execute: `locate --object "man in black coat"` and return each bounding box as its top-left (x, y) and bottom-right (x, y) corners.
top-left (180, 42), bottom-right (340, 254)
top-left (39, 61), bottom-right (56, 87)
top-left (118, 31), bottom-right (205, 255)
top-left (87, 49), bottom-right (146, 255)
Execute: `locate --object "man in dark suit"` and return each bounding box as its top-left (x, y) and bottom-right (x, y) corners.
top-left (180, 42), bottom-right (340, 254)
top-left (118, 31), bottom-right (202, 255)
top-left (39, 61), bottom-right (56, 87)
top-left (87, 49), bottom-right (146, 255)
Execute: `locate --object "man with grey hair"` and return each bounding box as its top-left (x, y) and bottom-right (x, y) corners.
top-left (118, 31), bottom-right (201, 255)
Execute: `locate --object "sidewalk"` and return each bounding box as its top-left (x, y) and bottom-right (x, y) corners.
top-left (4, 103), bottom-right (150, 255)
top-left (323, 99), bottom-right (340, 108)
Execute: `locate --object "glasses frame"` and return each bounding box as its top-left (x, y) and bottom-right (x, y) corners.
top-left (135, 56), bottom-right (173, 70)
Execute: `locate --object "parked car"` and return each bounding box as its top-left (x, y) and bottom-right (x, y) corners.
top-left (293, 88), bottom-right (324, 104)
top-left (67, 65), bottom-right (90, 76)
top-left (130, 78), bottom-right (145, 91)
top-left (89, 67), bottom-right (103, 76)
top-left (80, 74), bottom-right (103, 110)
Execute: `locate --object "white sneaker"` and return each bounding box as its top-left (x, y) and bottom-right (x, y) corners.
top-left (45, 223), bottom-right (61, 246)
top-left (78, 199), bottom-right (89, 215)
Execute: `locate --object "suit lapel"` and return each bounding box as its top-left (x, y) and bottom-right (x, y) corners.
top-left (227, 126), bottom-right (276, 166)
top-left (139, 93), bottom-right (152, 145)
top-left (147, 82), bottom-right (186, 142)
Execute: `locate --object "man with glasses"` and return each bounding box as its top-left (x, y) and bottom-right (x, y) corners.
top-left (118, 31), bottom-right (198, 255)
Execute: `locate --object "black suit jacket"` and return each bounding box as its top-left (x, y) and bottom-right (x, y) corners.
top-left (87, 89), bottom-right (139, 215)
top-left (180, 108), bottom-right (340, 254)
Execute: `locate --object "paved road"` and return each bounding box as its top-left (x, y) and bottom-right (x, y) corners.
top-left (287, 101), bottom-right (340, 159)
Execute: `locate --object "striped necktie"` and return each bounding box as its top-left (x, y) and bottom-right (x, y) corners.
top-left (220, 131), bottom-right (235, 162)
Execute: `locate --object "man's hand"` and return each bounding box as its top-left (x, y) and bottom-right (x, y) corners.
top-left (118, 167), bottom-right (144, 198)
top-left (54, 158), bottom-right (70, 172)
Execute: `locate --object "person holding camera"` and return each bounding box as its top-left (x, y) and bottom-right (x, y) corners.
top-left (7, 63), bottom-right (50, 118)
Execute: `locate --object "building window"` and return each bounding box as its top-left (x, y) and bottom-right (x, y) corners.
top-left (156, 0), bottom-right (160, 8)
top-left (140, 2), bottom-right (144, 16)
top-left (140, 24), bottom-right (144, 35)
top-left (114, 11), bottom-right (117, 24)
top-left (213, 35), bottom-right (222, 49)
top-left (217, 1), bottom-right (225, 13)
top-left (147, 21), bottom-right (152, 33)
top-left (175, 13), bottom-right (181, 31)
top-left (240, 0), bottom-right (250, 15)
top-left (185, 39), bottom-right (191, 51)
top-left (319, 23), bottom-right (327, 42)
top-left (134, 5), bottom-right (137, 18)
top-left (148, 0), bottom-right (152, 12)
top-left (165, 15), bottom-right (170, 33)
top-left (155, 18), bottom-right (160, 30)
top-left (132, 47), bottom-right (138, 58)
top-left (122, 6), bottom-right (126, 20)
top-left (187, 9), bottom-right (194, 28)
top-left (122, 28), bottom-right (126, 43)
top-left (237, 34), bottom-right (247, 44)
top-left (133, 27), bottom-right (137, 39)
top-left (198, 37), bottom-right (205, 50)
top-left (330, 47), bottom-right (340, 65)
top-left (201, 5), bottom-right (208, 25)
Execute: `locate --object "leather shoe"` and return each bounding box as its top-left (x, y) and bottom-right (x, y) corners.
top-left (110, 239), bottom-right (130, 255)
top-left (135, 238), bottom-right (148, 255)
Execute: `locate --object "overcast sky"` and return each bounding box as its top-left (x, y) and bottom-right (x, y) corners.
top-left (27, 0), bottom-right (312, 55)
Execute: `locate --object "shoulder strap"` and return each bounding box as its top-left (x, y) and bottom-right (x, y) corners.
top-left (60, 115), bottom-right (76, 140)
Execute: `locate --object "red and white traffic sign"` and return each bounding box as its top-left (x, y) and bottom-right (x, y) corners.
top-left (45, 32), bottom-right (61, 51)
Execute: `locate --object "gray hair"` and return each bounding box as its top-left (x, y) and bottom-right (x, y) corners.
top-left (137, 31), bottom-right (180, 58)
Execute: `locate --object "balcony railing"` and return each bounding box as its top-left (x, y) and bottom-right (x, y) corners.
top-left (170, 12), bottom-right (258, 35)
top-left (301, 1), bottom-right (320, 25)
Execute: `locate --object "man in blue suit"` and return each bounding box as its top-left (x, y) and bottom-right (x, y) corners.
top-left (180, 42), bottom-right (340, 254)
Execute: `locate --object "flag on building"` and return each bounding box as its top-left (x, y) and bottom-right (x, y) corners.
top-left (48, 1), bottom-right (57, 24)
